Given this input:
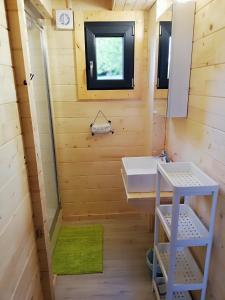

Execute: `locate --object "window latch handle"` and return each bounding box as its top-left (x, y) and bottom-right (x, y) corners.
top-left (89, 61), bottom-right (94, 78)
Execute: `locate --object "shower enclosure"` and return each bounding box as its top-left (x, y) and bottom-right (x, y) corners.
top-left (26, 9), bottom-right (60, 234)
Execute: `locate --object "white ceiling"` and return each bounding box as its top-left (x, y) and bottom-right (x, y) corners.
top-left (112, 0), bottom-right (155, 10)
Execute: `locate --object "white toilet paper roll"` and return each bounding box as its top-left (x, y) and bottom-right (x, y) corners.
top-left (91, 123), bottom-right (112, 134)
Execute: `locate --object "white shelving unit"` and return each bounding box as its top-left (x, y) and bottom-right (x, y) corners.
top-left (152, 162), bottom-right (219, 300)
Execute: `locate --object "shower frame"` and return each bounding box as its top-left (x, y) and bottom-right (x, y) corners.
top-left (25, 4), bottom-right (61, 236)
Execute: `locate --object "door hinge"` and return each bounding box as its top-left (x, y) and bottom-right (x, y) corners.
top-left (132, 78), bottom-right (134, 88)
top-left (132, 26), bottom-right (135, 36)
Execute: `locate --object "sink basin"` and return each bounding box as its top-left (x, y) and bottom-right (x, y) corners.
top-left (122, 156), bottom-right (172, 193)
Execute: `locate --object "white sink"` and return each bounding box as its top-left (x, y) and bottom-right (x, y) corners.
top-left (122, 156), bottom-right (172, 193)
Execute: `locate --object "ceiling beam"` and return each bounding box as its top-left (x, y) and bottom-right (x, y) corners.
top-left (112, 0), bottom-right (155, 11)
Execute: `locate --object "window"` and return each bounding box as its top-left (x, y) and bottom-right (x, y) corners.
top-left (84, 21), bottom-right (135, 90)
top-left (157, 21), bottom-right (172, 89)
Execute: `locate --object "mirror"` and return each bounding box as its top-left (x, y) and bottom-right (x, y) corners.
top-left (156, 6), bottom-right (172, 90)
top-left (156, 1), bottom-right (195, 118)
top-left (157, 21), bottom-right (172, 89)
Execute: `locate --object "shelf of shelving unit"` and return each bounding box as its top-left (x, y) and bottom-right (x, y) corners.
top-left (155, 243), bottom-right (203, 291)
top-left (158, 162), bottom-right (218, 195)
top-left (152, 279), bottom-right (192, 300)
top-left (153, 162), bottom-right (219, 300)
top-left (156, 204), bottom-right (209, 246)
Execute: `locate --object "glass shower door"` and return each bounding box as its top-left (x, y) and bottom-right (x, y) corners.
top-left (26, 14), bottom-right (60, 233)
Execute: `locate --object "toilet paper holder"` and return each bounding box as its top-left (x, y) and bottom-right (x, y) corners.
top-left (90, 110), bottom-right (114, 136)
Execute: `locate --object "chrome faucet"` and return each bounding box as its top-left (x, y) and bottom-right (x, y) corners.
top-left (160, 150), bottom-right (170, 163)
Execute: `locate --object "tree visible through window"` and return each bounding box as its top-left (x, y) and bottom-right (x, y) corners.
top-left (96, 37), bottom-right (124, 80)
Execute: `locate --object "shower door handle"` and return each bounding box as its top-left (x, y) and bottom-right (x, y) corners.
top-left (89, 61), bottom-right (94, 78)
top-left (30, 73), bottom-right (35, 81)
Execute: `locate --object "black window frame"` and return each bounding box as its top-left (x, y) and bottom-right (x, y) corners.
top-left (84, 21), bottom-right (135, 90)
top-left (157, 21), bottom-right (172, 89)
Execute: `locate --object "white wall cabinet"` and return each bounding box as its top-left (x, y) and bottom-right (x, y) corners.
top-left (167, 1), bottom-right (195, 118)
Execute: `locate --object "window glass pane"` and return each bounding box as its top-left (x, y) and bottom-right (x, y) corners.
top-left (96, 37), bottom-right (124, 80)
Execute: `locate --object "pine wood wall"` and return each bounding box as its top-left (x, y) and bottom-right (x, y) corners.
top-left (0, 1), bottom-right (43, 299)
top-left (146, 4), bottom-right (166, 157)
top-left (167, 0), bottom-right (225, 299)
top-left (48, 0), bottom-right (153, 220)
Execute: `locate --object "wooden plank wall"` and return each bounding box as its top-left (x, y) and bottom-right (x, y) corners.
top-left (167, 0), bottom-right (225, 299)
top-left (156, 0), bottom-right (172, 20)
top-left (147, 3), bottom-right (168, 156)
top-left (0, 1), bottom-right (43, 299)
top-left (47, 0), bottom-right (153, 220)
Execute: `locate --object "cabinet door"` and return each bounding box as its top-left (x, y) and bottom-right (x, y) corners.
top-left (167, 1), bottom-right (195, 118)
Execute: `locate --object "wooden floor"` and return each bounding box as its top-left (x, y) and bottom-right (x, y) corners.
top-left (54, 214), bottom-right (155, 300)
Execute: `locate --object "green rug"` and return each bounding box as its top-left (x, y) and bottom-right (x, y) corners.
top-left (52, 224), bottom-right (103, 275)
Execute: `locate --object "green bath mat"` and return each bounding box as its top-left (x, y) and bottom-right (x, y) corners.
top-left (52, 224), bottom-right (103, 275)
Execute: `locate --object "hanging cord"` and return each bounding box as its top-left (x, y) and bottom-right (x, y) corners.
top-left (91, 110), bottom-right (111, 125)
